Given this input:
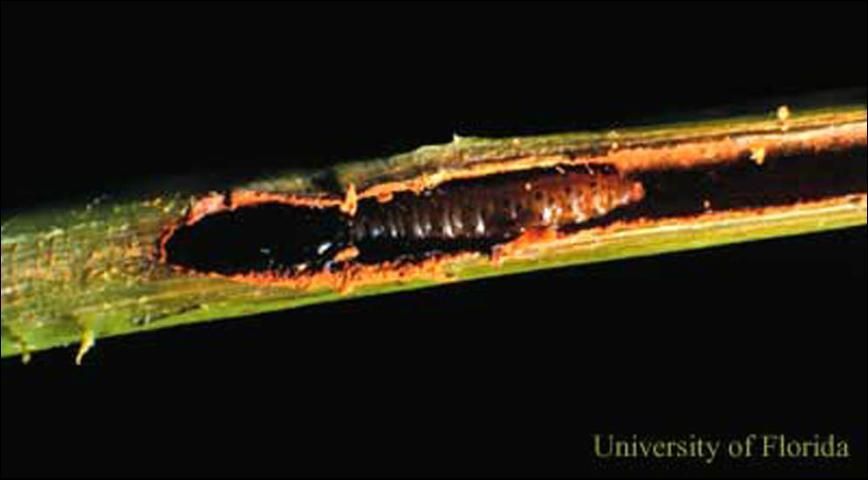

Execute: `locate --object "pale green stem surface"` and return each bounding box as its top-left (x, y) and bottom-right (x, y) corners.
top-left (2, 103), bottom-right (865, 361)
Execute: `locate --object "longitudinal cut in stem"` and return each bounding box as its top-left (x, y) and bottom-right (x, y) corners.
top-left (2, 98), bottom-right (866, 362)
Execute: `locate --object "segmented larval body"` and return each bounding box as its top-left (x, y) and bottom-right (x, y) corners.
top-left (349, 169), bottom-right (645, 244)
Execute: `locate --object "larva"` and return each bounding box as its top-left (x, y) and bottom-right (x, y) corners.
top-left (349, 167), bottom-right (644, 251)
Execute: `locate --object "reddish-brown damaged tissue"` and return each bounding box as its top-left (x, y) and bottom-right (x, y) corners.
top-left (161, 166), bottom-right (646, 290)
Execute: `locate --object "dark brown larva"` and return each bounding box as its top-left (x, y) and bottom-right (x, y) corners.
top-left (350, 168), bottom-right (645, 245)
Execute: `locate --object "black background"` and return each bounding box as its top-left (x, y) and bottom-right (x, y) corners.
top-left (1, 1), bottom-right (866, 478)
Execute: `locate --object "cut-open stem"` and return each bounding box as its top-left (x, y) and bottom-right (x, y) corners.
top-left (2, 99), bottom-right (866, 362)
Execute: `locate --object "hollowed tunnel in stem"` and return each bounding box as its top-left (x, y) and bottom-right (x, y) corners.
top-left (162, 145), bottom-right (867, 278)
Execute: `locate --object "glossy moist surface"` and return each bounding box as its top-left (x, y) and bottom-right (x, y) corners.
top-left (352, 169), bottom-right (643, 243)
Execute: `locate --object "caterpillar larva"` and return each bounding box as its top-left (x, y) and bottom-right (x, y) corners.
top-left (353, 168), bottom-right (644, 242)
